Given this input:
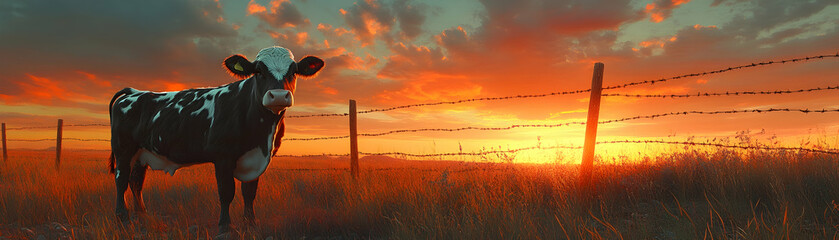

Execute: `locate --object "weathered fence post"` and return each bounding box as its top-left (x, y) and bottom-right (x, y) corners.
top-left (580, 63), bottom-right (604, 192)
top-left (56, 119), bottom-right (63, 170)
top-left (2, 123), bottom-right (6, 164)
top-left (349, 99), bottom-right (359, 180)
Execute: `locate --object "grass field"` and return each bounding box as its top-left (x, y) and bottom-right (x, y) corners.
top-left (1, 145), bottom-right (839, 239)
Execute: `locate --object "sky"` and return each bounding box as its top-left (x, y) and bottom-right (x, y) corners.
top-left (1, 0), bottom-right (838, 162)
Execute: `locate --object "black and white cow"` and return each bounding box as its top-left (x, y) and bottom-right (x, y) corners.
top-left (108, 46), bottom-right (323, 233)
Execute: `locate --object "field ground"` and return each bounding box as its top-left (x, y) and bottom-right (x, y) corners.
top-left (1, 148), bottom-right (839, 239)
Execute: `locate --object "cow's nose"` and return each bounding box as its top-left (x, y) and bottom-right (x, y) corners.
top-left (283, 91), bottom-right (291, 102)
top-left (262, 89), bottom-right (293, 114)
top-left (266, 90), bottom-right (290, 101)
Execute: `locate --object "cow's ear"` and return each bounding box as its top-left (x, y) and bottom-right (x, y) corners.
top-left (296, 56), bottom-right (324, 77)
top-left (223, 54), bottom-right (257, 79)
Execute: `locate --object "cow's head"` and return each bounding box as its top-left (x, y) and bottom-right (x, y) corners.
top-left (223, 47), bottom-right (324, 114)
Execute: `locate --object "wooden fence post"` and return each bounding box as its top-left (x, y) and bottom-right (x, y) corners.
top-left (580, 63), bottom-right (604, 192)
top-left (56, 119), bottom-right (63, 170)
top-left (349, 100), bottom-right (359, 180)
top-left (2, 123), bottom-right (6, 164)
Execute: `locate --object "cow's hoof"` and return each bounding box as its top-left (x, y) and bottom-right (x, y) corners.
top-left (116, 209), bottom-right (130, 224)
top-left (214, 226), bottom-right (239, 240)
top-left (218, 224), bottom-right (236, 234)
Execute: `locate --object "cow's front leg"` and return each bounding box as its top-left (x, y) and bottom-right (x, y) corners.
top-left (214, 162), bottom-right (236, 233)
top-left (241, 178), bottom-right (259, 226)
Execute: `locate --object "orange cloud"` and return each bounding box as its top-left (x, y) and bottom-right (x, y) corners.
top-left (693, 24), bottom-right (717, 30)
top-left (375, 72), bottom-right (481, 103)
top-left (21, 74), bottom-right (64, 100)
top-left (248, 0), bottom-right (307, 28)
top-left (339, 0), bottom-right (396, 46)
top-left (295, 32), bottom-right (308, 46)
top-left (639, 40), bottom-right (665, 48)
top-left (76, 71), bottom-right (111, 87)
top-left (246, 0), bottom-right (267, 15)
top-left (1, 74), bottom-right (96, 105)
top-left (645, 0), bottom-right (691, 23)
top-left (646, 3), bottom-right (665, 23)
top-left (160, 81), bottom-right (188, 92)
top-left (634, 34), bottom-right (679, 56)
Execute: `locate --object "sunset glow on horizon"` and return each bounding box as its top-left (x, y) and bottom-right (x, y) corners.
top-left (1, 0), bottom-right (838, 163)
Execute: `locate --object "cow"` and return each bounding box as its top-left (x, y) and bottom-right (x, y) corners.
top-left (108, 46), bottom-right (323, 233)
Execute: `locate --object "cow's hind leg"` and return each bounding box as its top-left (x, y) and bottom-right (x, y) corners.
top-left (241, 178), bottom-right (259, 226)
top-left (215, 162), bottom-right (236, 233)
top-left (129, 163), bottom-right (148, 213)
top-left (114, 150), bottom-right (135, 223)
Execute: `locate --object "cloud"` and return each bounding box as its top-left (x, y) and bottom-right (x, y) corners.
top-left (339, 0), bottom-right (431, 46)
top-left (248, 0), bottom-right (310, 28)
top-left (644, 0), bottom-right (691, 23)
top-left (0, 74), bottom-right (105, 113)
top-left (658, 0), bottom-right (838, 59)
top-left (317, 23), bottom-right (360, 48)
top-left (722, 0), bottom-right (837, 39)
top-left (340, 0), bottom-right (396, 46)
top-left (392, 0), bottom-right (428, 40)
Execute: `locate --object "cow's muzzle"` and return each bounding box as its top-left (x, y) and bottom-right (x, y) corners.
top-left (262, 89), bottom-right (293, 114)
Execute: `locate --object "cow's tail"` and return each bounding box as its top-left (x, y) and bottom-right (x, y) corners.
top-left (108, 88), bottom-right (134, 174)
top-left (109, 154), bottom-right (115, 174)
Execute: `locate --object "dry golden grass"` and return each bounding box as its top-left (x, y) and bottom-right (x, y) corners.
top-left (1, 147), bottom-right (838, 239)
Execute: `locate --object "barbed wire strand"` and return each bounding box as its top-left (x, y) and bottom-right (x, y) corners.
top-left (271, 166), bottom-right (512, 173)
top-left (274, 153), bottom-right (350, 157)
top-left (600, 140), bottom-right (839, 155)
top-left (7, 138), bottom-right (110, 142)
top-left (274, 140), bottom-right (838, 158)
top-left (602, 85), bottom-right (839, 98)
top-left (360, 145), bottom-right (583, 157)
top-left (6, 138), bottom-right (55, 142)
top-left (284, 54), bottom-right (839, 118)
top-left (5, 123), bottom-right (110, 131)
top-left (603, 54), bottom-right (839, 90)
top-left (365, 140), bottom-right (838, 157)
top-left (284, 108), bottom-right (839, 141)
top-left (285, 89), bottom-right (594, 118)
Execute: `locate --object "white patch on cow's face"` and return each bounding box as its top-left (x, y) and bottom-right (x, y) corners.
top-left (255, 47), bottom-right (295, 83)
top-left (190, 87), bottom-right (231, 127)
top-left (233, 122), bottom-right (276, 181)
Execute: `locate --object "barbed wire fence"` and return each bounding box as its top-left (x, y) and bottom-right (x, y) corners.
top-left (2, 53), bottom-right (838, 175)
